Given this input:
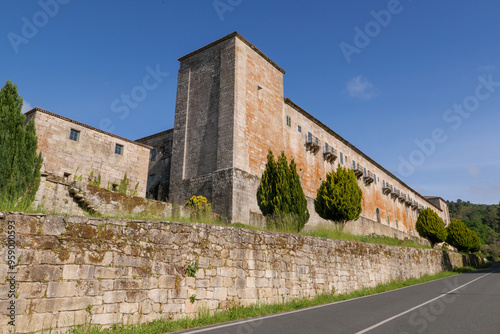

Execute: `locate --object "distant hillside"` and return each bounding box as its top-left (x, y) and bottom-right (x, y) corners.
top-left (447, 200), bottom-right (500, 260)
top-left (447, 200), bottom-right (499, 241)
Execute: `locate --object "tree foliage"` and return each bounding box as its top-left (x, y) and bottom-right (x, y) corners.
top-left (446, 219), bottom-right (479, 252)
top-left (314, 165), bottom-right (362, 227)
top-left (257, 151), bottom-right (309, 232)
top-left (0, 81), bottom-right (43, 209)
top-left (447, 199), bottom-right (499, 258)
top-left (447, 199), bottom-right (499, 240)
top-left (416, 208), bottom-right (447, 248)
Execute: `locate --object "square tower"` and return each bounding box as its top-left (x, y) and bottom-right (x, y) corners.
top-left (169, 32), bottom-right (286, 222)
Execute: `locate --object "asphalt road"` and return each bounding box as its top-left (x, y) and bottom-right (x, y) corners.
top-left (176, 263), bottom-right (500, 334)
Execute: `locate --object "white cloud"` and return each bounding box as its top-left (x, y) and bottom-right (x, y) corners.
top-left (21, 101), bottom-right (33, 114)
top-left (466, 165), bottom-right (481, 177)
top-left (346, 76), bottom-right (378, 100)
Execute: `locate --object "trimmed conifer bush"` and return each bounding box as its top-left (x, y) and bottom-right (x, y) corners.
top-left (416, 208), bottom-right (447, 248)
top-left (469, 229), bottom-right (482, 253)
top-left (314, 165), bottom-right (362, 228)
top-left (446, 219), bottom-right (471, 252)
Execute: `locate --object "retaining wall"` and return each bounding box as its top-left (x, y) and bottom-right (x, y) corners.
top-left (0, 213), bottom-right (480, 333)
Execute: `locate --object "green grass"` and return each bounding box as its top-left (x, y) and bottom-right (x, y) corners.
top-left (67, 270), bottom-right (465, 334)
top-left (0, 201), bottom-right (431, 250)
top-left (452, 262), bottom-right (491, 273)
top-left (301, 224), bottom-right (431, 249)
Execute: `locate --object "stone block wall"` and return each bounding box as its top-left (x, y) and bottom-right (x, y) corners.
top-left (0, 213), bottom-right (480, 333)
top-left (135, 129), bottom-right (173, 201)
top-left (26, 108), bottom-right (151, 197)
top-left (33, 177), bottom-right (172, 219)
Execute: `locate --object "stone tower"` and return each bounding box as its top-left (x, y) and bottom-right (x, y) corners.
top-left (169, 32), bottom-right (286, 223)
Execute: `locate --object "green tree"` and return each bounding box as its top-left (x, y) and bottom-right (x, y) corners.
top-left (257, 151), bottom-right (309, 232)
top-left (288, 159), bottom-right (309, 232)
top-left (0, 81), bottom-right (43, 210)
top-left (469, 229), bottom-right (481, 253)
top-left (416, 208), bottom-right (447, 248)
top-left (446, 219), bottom-right (471, 252)
top-left (497, 202), bottom-right (500, 230)
top-left (314, 165), bottom-right (362, 228)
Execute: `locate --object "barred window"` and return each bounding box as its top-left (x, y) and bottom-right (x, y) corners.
top-left (115, 144), bottom-right (123, 155)
top-left (69, 129), bottom-right (80, 142)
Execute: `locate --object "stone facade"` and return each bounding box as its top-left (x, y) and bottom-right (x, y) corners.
top-left (0, 213), bottom-right (481, 333)
top-left (33, 175), bottom-right (172, 218)
top-left (26, 107), bottom-right (151, 197)
top-left (164, 32), bottom-right (450, 236)
top-left (136, 129), bottom-right (173, 201)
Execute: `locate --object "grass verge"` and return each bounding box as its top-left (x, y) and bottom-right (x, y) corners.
top-left (69, 270), bottom-right (466, 334)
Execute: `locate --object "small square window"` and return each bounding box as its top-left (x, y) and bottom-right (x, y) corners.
top-left (298, 125), bottom-right (302, 133)
top-left (286, 115), bottom-right (291, 127)
top-left (115, 144), bottom-right (123, 155)
top-left (69, 129), bottom-right (80, 142)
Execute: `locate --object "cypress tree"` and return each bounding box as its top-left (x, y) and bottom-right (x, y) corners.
top-left (289, 159), bottom-right (309, 232)
top-left (257, 151), bottom-right (278, 217)
top-left (416, 208), bottom-right (447, 248)
top-left (257, 150), bottom-right (309, 232)
top-left (314, 165), bottom-right (362, 228)
top-left (0, 81), bottom-right (43, 210)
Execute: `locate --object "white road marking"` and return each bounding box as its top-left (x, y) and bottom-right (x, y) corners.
top-left (354, 269), bottom-right (498, 334)
top-left (177, 267), bottom-right (497, 334)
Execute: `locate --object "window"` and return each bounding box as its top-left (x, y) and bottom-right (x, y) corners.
top-left (373, 173), bottom-right (377, 184)
top-left (376, 208), bottom-right (380, 224)
top-left (340, 152), bottom-right (344, 164)
top-left (298, 125), bottom-right (302, 133)
top-left (387, 216), bottom-right (390, 225)
top-left (286, 115), bottom-right (291, 127)
top-left (69, 129), bottom-right (80, 142)
top-left (325, 142), bottom-right (329, 151)
top-left (396, 219), bottom-right (398, 229)
top-left (257, 85), bottom-right (263, 100)
top-left (150, 148), bottom-right (156, 162)
top-left (307, 132), bottom-right (312, 142)
top-left (352, 160), bottom-right (356, 169)
top-left (363, 167), bottom-right (367, 176)
top-left (115, 144), bottom-right (123, 155)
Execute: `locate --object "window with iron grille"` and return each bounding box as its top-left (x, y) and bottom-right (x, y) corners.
top-left (115, 144), bottom-right (123, 155)
top-left (69, 129), bottom-right (80, 142)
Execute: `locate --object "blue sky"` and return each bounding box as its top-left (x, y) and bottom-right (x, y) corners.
top-left (2, 0), bottom-right (499, 204)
